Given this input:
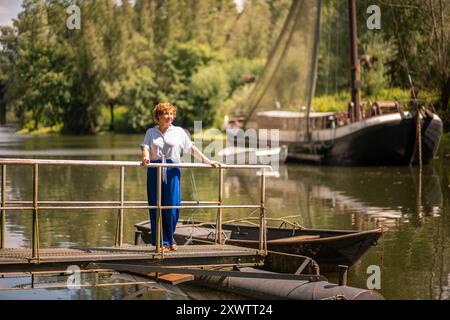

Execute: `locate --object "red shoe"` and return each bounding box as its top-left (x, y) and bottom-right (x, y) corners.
top-left (169, 244), bottom-right (177, 251)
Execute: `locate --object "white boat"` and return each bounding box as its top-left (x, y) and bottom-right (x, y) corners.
top-left (217, 145), bottom-right (288, 165)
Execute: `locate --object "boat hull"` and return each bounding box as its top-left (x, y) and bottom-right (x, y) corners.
top-left (134, 221), bottom-right (383, 272)
top-left (286, 113), bottom-right (443, 166)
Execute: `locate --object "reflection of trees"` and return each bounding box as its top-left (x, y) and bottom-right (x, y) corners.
top-left (273, 165), bottom-right (444, 229)
top-left (278, 156), bottom-right (448, 300)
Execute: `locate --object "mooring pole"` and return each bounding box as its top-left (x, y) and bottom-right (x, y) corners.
top-left (259, 168), bottom-right (267, 254)
top-left (215, 168), bottom-right (224, 244)
top-left (349, 0), bottom-right (362, 122)
top-left (32, 164), bottom-right (40, 260)
top-left (115, 166), bottom-right (125, 247)
top-left (155, 166), bottom-right (162, 254)
top-left (1, 164), bottom-right (6, 249)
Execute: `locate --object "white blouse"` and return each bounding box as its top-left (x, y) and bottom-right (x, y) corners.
top-left (140, 125), bottom-right (194, 163)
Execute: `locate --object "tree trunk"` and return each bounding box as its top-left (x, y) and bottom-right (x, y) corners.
top-left (34, 118), bottom-right (39, 130)
top-left (440, 75), bottom-right (450, 131)
top-left (109, 101), bottom-right (115, 131)
top-left (0, 102), bottom-right (5, 125)
top-left (0, 82), bottom-right (5, 125)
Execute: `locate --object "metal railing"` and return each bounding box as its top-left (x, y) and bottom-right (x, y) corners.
top-left (0, 158), bottom-right (270, 260)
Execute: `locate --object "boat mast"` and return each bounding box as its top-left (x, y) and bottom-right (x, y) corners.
top-left (348, 0), bottom-right (362, 122)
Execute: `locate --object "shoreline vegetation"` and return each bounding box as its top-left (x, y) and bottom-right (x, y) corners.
top-left (11, 87), bottom-right (441, 136)
top-left (1, 0), bottom-right (449, 135)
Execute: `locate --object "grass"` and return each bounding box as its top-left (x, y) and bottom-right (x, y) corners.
top-left (16, 123), bottom-right (62, 135)
top-left (191, 128), bottom-right (226, 141)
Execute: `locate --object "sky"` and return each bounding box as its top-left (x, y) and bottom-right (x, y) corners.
top-left (0, 0), bottom-right (244, 27)
top-left (0, 1), bottom-right (22, 26)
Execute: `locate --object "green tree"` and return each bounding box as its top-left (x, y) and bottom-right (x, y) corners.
top-left (8, 0), bottom-right (70, 129)
top-left (122, 66), bottom-right (158, 132)
top-left (62, 1), bottom-right (108, 134)
top-left (190, 63), bottom-right (230, 127)
top-left (100, 1), bottom-right (130, 131)
top-left (228, 0), bottom-right (273, 59)
top-left (153, 41), bottom-right (217, 126)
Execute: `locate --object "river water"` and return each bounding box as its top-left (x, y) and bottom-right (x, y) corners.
top-left (0, 125), bottom-right (449, 300)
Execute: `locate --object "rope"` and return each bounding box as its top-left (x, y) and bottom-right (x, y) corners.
top-left (417, 109), bottom-right (423, 168)
top-left (223, 213), bottom-right (306, 230)
top-left (416, 111), bottom-right (423, 216)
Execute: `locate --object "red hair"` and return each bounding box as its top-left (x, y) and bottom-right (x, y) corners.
top-left (152, 102), bottom-right (177, 123)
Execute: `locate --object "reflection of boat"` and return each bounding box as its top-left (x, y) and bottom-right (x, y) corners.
top-left (134, 220), bottom-right (382, 272)
top-left (237, 0), bottom-right (442, 166)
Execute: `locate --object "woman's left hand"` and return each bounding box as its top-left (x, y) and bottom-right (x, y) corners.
top-left (207, 160), bottom-right (221, 168)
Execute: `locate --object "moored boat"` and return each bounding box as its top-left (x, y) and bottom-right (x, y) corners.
top-left (134, 220), bottom-right (383, 272)
top-left (227, 0), bottom-right (443, 167)
top-left (251, 108), bottom-right (442, 166)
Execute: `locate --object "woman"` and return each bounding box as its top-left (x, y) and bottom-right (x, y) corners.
top-left (140, 102), bottom-right (220, 252)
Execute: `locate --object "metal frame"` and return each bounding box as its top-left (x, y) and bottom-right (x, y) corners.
top-left (0, 158), bottom-right (271, 259)
top-left (89, 262), bottom-right (328, 282)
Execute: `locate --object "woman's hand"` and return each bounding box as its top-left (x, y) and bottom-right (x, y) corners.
top-left (204, 159), bottom-right (221, 168)
top-left (141, 158), bottom-right (151, 167)
top-left (210, 160), bottom-right (222, 168)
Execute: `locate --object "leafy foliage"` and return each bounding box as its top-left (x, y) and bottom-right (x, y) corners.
top-left (0, 0), bottom-right (449, 133)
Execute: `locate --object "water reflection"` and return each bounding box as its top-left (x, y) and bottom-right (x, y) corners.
top-left (0, 271), bottom-right (244, 300)
top-left (222, 164), bottom-right (443, 230)
top-left (225, 162), bottom-right (449, 300)
top-left (281, 165), bottom-right (440, 227)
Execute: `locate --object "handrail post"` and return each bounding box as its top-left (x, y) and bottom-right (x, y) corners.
top-left (114, 166), bottom-right (125, 247)
top-left (259, 168), bottom-right (267, 255)
top-left (1, 164), bottom-right (6, 249)
top-left (155, 166), bottom-right (162, 254)
top-left (215, 168), bottom-right (224, 244)
top-left (32, 164), bottom-right (40, 260)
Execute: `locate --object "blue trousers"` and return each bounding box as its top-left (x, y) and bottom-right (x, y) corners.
top-left (147, 160), bottom-right (181, 246)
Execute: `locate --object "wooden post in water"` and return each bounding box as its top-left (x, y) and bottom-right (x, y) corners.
top-left (32, 164), bottom-right (40, 260)
top-left (259, 168), bottom-right (267, 254)
top-left (338, 265), bottom-right (349, 286)
top-left (155, 167), bottom-right (162, 254)
top-left (215, 168), bottom-right (224, 244)
top-left (115, 166), bottom-right (125, 247)
top-left (348, 0), bottom-right (362, 122)
top-left (1, 165), bottom-right (6, 249)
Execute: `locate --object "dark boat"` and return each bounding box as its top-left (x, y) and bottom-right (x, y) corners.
top-left (228, 0), bottom-right (443, 166)
top-left (134, 220), bottom-right (383, 272)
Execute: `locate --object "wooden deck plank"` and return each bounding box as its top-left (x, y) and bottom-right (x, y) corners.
top-left (145, 272), bottom-right (195, 285)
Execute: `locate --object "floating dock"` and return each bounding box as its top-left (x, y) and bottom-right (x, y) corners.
top-left (0, 244), bottom-right (262, 273)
